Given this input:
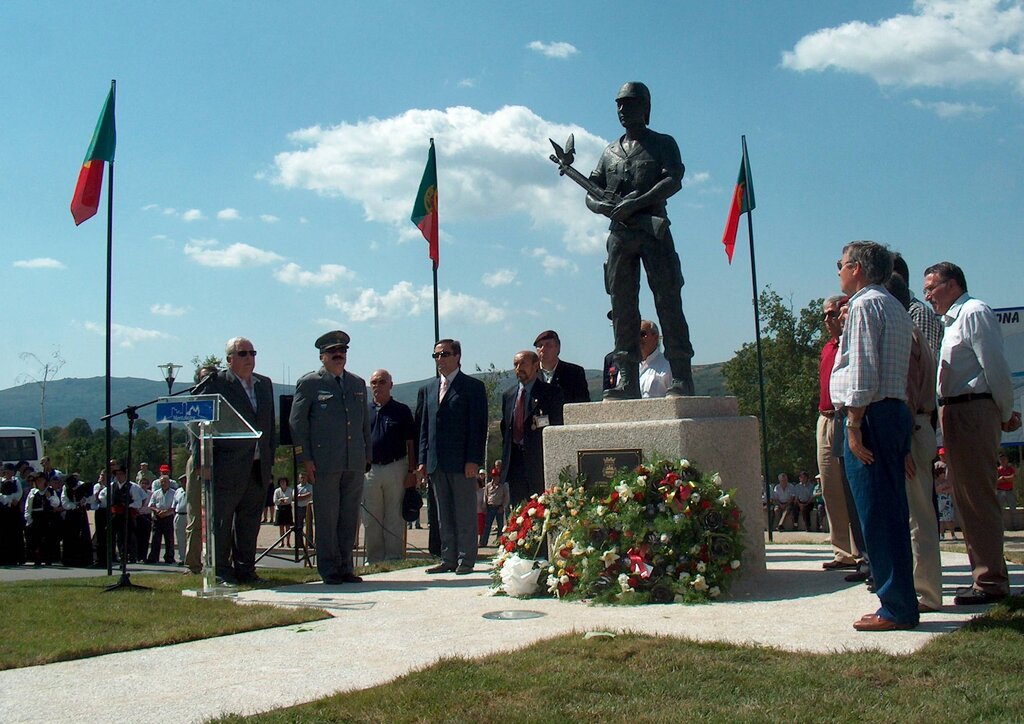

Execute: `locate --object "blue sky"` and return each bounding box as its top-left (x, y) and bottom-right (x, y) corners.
top-left (3, 1), bottom-right (1023, 392)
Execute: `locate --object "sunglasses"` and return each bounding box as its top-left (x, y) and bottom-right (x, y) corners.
top-left (823, 310), bottom-right (839, 320)
top-left (233, 350), bottom-right (257, 358)
top-left (836, 260), bottom-right (857, 271)
top-left (432, 350), bottom-right (455, 359)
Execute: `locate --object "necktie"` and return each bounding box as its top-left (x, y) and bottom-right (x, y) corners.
top-left (513, 385), bottom-right (525, 445)
top-left (439, 375), bottom-right (449, 403)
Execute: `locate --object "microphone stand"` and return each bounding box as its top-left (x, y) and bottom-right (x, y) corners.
top-left (99, 384), bottom-right (198, 592)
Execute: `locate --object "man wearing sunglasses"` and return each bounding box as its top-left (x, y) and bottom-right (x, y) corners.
top-left (417, 339), bottom-right (488, 575)
top-left (289, 330), bottom-right (371, 585)
top-left (203, 336), bottom-right (276, 584)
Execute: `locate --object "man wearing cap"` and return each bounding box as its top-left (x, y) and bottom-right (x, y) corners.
top-left (534, 330), bottom-right (590, 404)
top-left (202, 336), bottom-right (276, 584)
top-left (586, 81), bottom-right (695, 400)
top-left (501, 350), bottom-right (564, 506)
top-left (418, 339), bottom-right (488, 575)
top-left (364, 368), bottom-right (417, 563)
top-left (289, 331), bottom-right (372, 585)
top-left (924, 261), bottom-right (1022, 605)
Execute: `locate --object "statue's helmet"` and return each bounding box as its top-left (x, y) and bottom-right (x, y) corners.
top-left (615, 81), bottom-right (651, 123)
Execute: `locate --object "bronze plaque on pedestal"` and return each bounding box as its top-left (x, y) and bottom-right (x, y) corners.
top-left (577, 448), bottom-right (642, 496)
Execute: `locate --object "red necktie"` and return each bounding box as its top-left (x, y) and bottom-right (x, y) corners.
top-left (513, 386), bottom-right (525, 445)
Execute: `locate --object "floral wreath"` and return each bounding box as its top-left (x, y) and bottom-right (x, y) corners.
top-left (490, 456), bottom-right (745, 605)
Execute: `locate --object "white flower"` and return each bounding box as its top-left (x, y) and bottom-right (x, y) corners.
top-left (559, 574), bottom-right (569, 584)
top-left (572, 541), bottom-right (587, 556)
top-left (696, 561), bottom-right (706, 573)
top-left (543, 509), bottom-right (551, 519)
top-left (596, 505), bottom-right (607, 517)
top-left (679, 459), bottom-right (691, 470)
top-left (731, 559), bottom-right (741, 569)
top-left (601, 549), bottom-right (619, 564)
top-left (691, 493), bottom-right (700, 504)
top-left (499, 554), bottom-right (543, 597)
top-left (692, 574), bottom-right (708, 591)
top-left (717, 493), bottom-right (730, 506)
top-left (673, 514), bottom-right (684, 524)
top-left (538, 494), bottom-right (548, 504)
top-left (637, 474), bottom-right (648, 484)
top-left (516, 516), bottom-right (524, 525)
top-left (548, 565), bottom-right (556, 573)
top-left (615, 481), bottom-right (631, 498)
top-left (709, 586), bottom-right (721, 598)
top-left (690, 545), bottom-right (702, 556)
top-left (660, 533), bottom-right (670, 543)
top-left (711, 473), bottom-right (723, 486)
top-left (678, 572), bottom-right (691, 583)
top-left (618, 573), bottom-right (633, 593)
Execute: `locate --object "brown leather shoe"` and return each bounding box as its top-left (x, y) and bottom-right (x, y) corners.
top-left (918, 602), bottom-right (940, 613)
top-left (823, 560), bottom-right (858, 570)
top-left (853, 613), bottom-right (916, 631)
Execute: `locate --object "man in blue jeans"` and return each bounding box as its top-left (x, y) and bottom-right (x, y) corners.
top-left (830, 240), bottom-right (917, 632)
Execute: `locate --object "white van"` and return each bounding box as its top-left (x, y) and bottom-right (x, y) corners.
top-left (0, 427), bottom-right (43, 471)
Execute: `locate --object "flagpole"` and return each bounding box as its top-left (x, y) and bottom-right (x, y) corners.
top-left (739, 135), bottom-right (773, 541)
top-left (432, 261), bottom-right (440, 344)
top-left (104, 79), bottom-right (116, 574)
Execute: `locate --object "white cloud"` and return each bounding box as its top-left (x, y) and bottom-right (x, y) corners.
top-left (150, 303), bottom-right (188, 317)
top-left (162, 208), bottom-right (177, 216)
top-left (217, 208), bottom-right (241, 220)
top-left (527, 40), bottom-right (579, 59)
top-left (274, 262), bottom-right (355, 287)
top-left (84, 321), bottom-right (172, 348)
top-left (909, 98), bottom-right (994, 117)
top-left (13, 257), bottom-right (64, 270)
top-left (183, 240), bottom-right (284, 268)
top-left (526, 247), bottom-right (578, 275)
top-left (458, 78), bottom-right (476, 88)
top-left (482, 268), bottom-right (517, 287)
top-left (260, 214), bottom-right (280, 223)
top-left (782, 0), bottom-right (1024, 93)
top-left (325, 281), bottom-right (504, 324)
top-left (182, 209), bottom-right (205, 222)
top-left (682, 171), bottom-right (710, 188)
top-left (271, 104), bottom-right (610, 254)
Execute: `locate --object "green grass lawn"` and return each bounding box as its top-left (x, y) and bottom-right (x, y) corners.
top-left (216, 595), bottom-right (1024, 722)
top-left (0, 559), bottom-right (423, 670)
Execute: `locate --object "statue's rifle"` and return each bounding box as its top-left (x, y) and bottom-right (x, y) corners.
top-left (547, 134), bottom-right (668, 240)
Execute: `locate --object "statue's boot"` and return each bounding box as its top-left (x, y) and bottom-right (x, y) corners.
top-left (665, 357), bottom-right (695, 397)
top-left (603, 353), bottom-right (640, 400)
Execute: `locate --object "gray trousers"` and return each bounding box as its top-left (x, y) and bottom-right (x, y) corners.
top-left (432, 470), bottom-right (478, 568)
top-left (213, 459), bottom-right (263, 579)
top-left (312, 469), bottom-right (364, 579)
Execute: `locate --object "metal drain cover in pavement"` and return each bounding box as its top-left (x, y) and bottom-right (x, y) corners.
top-left (482, 610), bottom-right (546, 620)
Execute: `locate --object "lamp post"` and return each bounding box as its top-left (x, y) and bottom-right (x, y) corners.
top-left (157, 362), bottom-right (182, 477)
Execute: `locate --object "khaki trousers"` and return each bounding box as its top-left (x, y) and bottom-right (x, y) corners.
top-left (817, 414), bottom-right (858, 562)
top-left (907, 414), bottom-right (942, 609)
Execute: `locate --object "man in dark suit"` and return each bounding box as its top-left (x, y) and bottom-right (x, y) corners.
top-left (501, 350), bottom-right (564, 506)
top-left (534, 330), bottom-right (591, 403)
top-left (417, 339), bottom-right (488, 574)
top-left (289, 331), bottom-right (371, 585)
top-left (202, 336), bottom-right (276, 584)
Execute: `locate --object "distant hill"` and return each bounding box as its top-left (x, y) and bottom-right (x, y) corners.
top-left (0, 362), bottom-right (727, 432)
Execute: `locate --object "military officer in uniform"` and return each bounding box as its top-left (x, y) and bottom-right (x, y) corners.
top-left (587, 81), bottom-right (695, 399)
top-left (289, 330), bottom-right (372, 585)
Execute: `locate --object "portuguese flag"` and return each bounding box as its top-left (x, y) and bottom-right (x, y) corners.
top-left (721, 140), bottom-right (755, 264)
top-left (71, 87), bottom-right (116, 226)
top-left (411, 138), bottom-right (439, 267)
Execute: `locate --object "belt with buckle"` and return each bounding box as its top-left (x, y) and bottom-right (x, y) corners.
top-left (938, 392), bottom-right (993, 406)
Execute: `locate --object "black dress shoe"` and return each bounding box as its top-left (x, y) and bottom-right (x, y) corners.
top-left (426, 563), bottom-right (456, 574)
top-left (323, 576), bottom-right (344, 585)
top-left (340, 573), bottom-right (363, 583)
top-left (845, 569), bottom-right (869, 582)
top-left (954, 588), bottom-right (1006, 606)
top-left (237, 572), bottom-right (265, 584)
top-left (455, 565), bottom-right (474, 575)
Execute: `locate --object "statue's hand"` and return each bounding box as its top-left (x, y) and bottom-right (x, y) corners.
top-left (610, 196), bottom-right (641, 222)
top-left (585, 194), bottom-right (615, 217)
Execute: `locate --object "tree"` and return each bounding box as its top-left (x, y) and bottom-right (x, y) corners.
top-left (17, 347), bottom-right (66, 445)
top-left (722, 287), bottom-right (824, 480)
top-left (475, 362), bottom-right (512, 470)
top-left (191, 353), bottom-right (223, 381)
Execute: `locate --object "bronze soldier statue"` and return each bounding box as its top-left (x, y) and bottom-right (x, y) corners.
top-left (585, 81), bottom-right (694, 399)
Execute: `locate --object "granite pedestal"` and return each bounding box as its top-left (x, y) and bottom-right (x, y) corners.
top-left (543, 396), bottom-right (766, 576)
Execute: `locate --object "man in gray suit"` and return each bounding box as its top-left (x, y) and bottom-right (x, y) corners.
top-left (289, 331), bottom-right (372, 585)
top-left (202, 337), bottom-right (276, 584)
top-left (417, 339), bottom-right (488, 575)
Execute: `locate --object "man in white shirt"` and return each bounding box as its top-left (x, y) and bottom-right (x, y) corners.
top-left (638, 320), bottom-right (671, 399)
top-left (923, 261), bottom-right (1022, 605)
